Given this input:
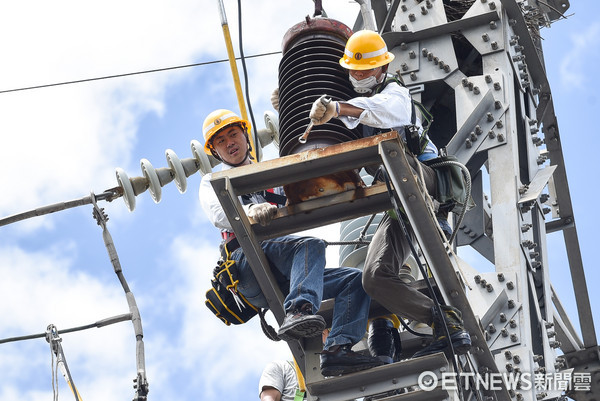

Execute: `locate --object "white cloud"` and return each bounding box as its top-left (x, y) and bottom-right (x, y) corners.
top-left (559, 22), bottom-right (600, 89)
top-left (0, 244), bottom-right (135, 401)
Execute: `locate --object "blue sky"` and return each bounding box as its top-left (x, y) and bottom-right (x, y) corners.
top-left (0, 1), bottom-right (597, 400)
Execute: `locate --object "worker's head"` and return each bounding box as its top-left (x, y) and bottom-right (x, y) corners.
top-left (339, 30), bottom-right (395, 94)
top-left (203, 109), bottom-right (253, 166)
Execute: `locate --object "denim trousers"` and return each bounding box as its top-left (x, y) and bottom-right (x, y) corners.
top-left (231, 235), bottom-right (371, 349)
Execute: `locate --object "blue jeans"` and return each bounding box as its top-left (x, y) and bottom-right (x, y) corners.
top-left (231, 235), bottom-right (371, 349)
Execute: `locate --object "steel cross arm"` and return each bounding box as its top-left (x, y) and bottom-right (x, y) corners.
top-left (210, 131), bottom-right (399, 196)
top-left (378, 140), bottom-right (512, 401)
top-left (382, 10), bottom-right (500, 48)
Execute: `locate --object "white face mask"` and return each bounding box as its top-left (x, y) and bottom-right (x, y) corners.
top-left (349, 72), bottom-right (385, 94)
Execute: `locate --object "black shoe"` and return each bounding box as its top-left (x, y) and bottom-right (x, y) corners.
top-left (368, 317), bottom-right (400, 364)
top-left (320, 344), bottom-right (384, 376)
top-left (412, 305), bottom-right (471, 358)
top-left (277, 303), bottom-right (325, 342)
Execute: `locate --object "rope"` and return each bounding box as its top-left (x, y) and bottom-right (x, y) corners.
top-left (323, 240), bottom-right (370, 247)
top-left (426, 159), bottom-right (472, 245)
top-left (355, 213), bottom-right (377, 250)
top-left (381, 169), bottom-right (466, 401)
top-left (237, 0), bottom-right (259, 160)
top-left (258, 309), bottom-right (281, 342)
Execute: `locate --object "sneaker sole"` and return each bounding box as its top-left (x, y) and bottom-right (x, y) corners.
top-left (277, 316), bottom-right (326, 342)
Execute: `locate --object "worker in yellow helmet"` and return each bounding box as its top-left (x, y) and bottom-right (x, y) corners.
top-left (309, 30), bottom-right (471, 359)
top-left (199, 109), bottom-right (383, 377)
top-left (202, 109), bottom-right (255, 167)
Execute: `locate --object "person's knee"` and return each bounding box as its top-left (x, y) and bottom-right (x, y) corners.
top-left (304, 237), bottom-right (326, 251)
top-left (362, 271), bottom-right (378, 296)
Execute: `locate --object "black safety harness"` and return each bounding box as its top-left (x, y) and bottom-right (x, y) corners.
top-left (364, 75), bottom-right (434, 157)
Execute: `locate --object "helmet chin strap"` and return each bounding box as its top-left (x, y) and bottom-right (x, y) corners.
top-left (223, 148), bottom-right (251, 167)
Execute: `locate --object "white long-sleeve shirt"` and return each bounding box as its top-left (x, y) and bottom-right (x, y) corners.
top-left (339, 78), bottom-right (438, 158)
top-left (199, 163), bottom-right (285, 234)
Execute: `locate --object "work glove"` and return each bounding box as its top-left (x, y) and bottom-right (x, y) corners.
top-left (270, 87), bottom-right (279, 111)
top-left (309, 95), bottom-right (339, 125)
top-left (248, 202), bottom-right (277, 226)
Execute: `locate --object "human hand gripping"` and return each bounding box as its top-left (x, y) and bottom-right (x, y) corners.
top-left (248, 202), bottom-right (278, 226)
top-left (309, 95), bottom-right (339, 125)
top-left (270, 87), bottom-right (279, 111)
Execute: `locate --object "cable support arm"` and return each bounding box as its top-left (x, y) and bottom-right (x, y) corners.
top-left (0, 187), bottom-right (122, 227)
top-left (0, 313), bottom-right (132, 344)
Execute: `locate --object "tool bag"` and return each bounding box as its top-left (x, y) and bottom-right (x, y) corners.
top-left (205, 258), bottom-right (259, 325)
top-left (424, 154), bottom-right (475, 216)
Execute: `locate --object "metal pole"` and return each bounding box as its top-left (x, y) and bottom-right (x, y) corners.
top-left (216, 0), bottom-right (258, 161)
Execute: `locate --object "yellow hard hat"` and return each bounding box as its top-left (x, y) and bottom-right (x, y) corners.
top-left (339, 30), bottom-right (395, 70)
top-left (202, 109), bottom-right (251, 154)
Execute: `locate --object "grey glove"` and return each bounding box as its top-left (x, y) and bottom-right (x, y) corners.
top-left (270, 87), bottom-right (279, 111)
top-left (248, 202), bottom-right (277, 226)
top-left (309, 95), bottom-right (338, 125)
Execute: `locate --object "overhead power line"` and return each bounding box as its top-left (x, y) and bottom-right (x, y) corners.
top-left (0, 50), bottom-right (281, 95)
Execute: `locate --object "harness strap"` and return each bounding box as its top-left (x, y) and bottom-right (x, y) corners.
top-left (377, 75), bottom-right (432, 157)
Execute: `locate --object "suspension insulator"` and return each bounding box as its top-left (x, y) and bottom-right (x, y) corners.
top-left (278, 17), bottom-right (364, 204)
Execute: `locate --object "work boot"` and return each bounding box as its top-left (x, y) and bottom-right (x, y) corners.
top-left (320, 344), bottom-right (384, 376)
top-left (412, 305), bottom-right (471, 358)
top-left (277, 303), bottom-right (325, 342)
top-left (368, 318), bottom-right (400, 364)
